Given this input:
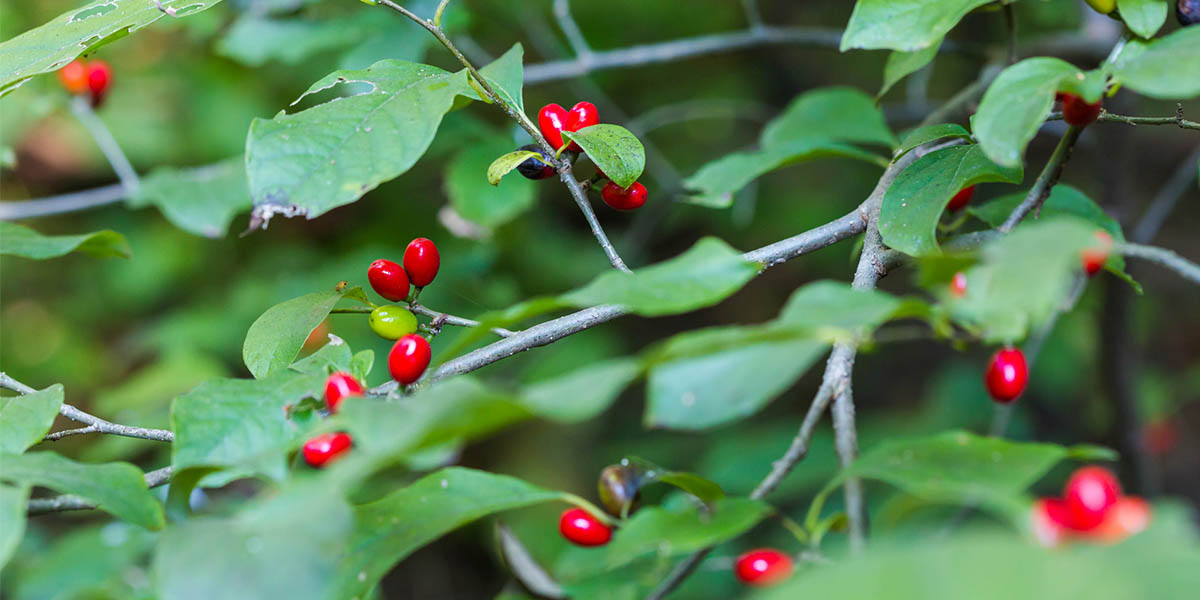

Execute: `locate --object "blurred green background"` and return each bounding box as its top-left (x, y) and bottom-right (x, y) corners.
top-left (2, 1), bottom-right (1198, 597)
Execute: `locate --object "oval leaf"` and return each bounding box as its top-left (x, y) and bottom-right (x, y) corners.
top-left (841, 0), bottom-right (993, 52)
top-left (1118, 0), bottom-right (1168, 39)
top-left (1112, 27), bottom-right (1200, 99)
top-left (973, 58), bottom-right (1082, 168)
top-left (242, 287), bottom-right (363, 379)
top-left (487, 150), bottom-right (545, 186)
top-left (561, 124), bottom-right (645, 188)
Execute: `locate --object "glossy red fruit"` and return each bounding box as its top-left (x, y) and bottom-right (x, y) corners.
top-left (734, 549), bottom-right (794, 586)
top-left (1061, 93), bottom-right (1102, 127)
top-left (601, 181), bottom-right (647, 211)
top-left (404, 238), bottom-right (440, 288)
top-left (558, 508), bottom-right (612, 547)
top-left (1091, 496), bottom-right (1151, 544)
top-left (58, 59), bottom-right (89, 95)
top-left (85, 60), bottom-right (112, 107)
top-left (324, 371), bottom-right (363, 413)
top-left (947, 185), bottom-right (976, 211)
top-left (1063, 466), bottom-right (1121, 531)
top-left (1031, 498), bottom-right (1074, 547)
top-left (1080, 230), bottom-right (1113, 276)
top-left (564, 101), bottom-right (599, 151)
top-left (985, 347), bottom-right (1028, 403)
top-left (538, 103), bottom-right (570, 150)
top-left (950, 272), bottom-right (968, 298)
top-left (303, 432), bottom-right (352, 467)
top-left (368, 259), bottom-right (410, 302)
top-left (388, 334), bottom-right (431, 385)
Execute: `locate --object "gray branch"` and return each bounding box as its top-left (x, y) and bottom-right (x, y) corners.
top-left (70, 96), bottom-right (140, 195)
top-left (1, 373), bottom-right (174, 443)
top-left (1131, 146), bottom-right (1200, 244)
top-left (27, 466), bottom-right (172, 516)
top-left (1118, 242), bottom-right (1200, 285)
top-left (998, 125), bottom-right (1083, 233)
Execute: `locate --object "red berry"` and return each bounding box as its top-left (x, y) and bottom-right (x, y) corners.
top-left (946, 185), bottom-right (975, 211)
top-left (1080, 230), bottom-right (1113, 276)
top-left (302, 432), bottom-right (352, 467)
top-left (403, 238), bottom-right (440, 287)
top-left (985, 347), bottom-right (1028, 403)
top-left (564, 101), bottom-right (599, 151)
top-left (1063, 466), bottom-right (1121, 531)
top-left (85, 59), bottom-right (112, 108)
top-left (368, 259), bottom-right (410, 302)
top-left (950, 271), bottom-right (968, 297)
top-left (538, 103), bottom-right (570, 151)
top-left (734, 549), bottom-right (794, 586)
top-left (388, 334), bottom-right (431, 385)
top-left (601, 181), bottom-right (647, 211)
top-left (324, 371), bottom-right (363, 413)
top-left (58, 59), bottom-right (88, 95)
top-left (1061, 93), bottom-right (1102, 127)
top-left (558, 507), bottom-right (612, 547)
top-left (1091, 496), bottom-right (1151, 544)
top-left (1031, 498), bottom-right (1074, 547)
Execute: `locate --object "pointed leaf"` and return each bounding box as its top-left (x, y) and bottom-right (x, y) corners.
top-left (841, 0), bottom-right (993, 52)
top-left (561, 124), bottom-right (645, 189)
top-left (0, 384), bottom-right (63, 454)
top-left (1112, 27), bottom-right (1200, 99)
top-left (1118, 0), bottom-right (1168, 39)
top-left (879, 39), bottom-right (942, 98)
top-left (973, 58), bottom-right (1083, 168)
top-left (243, 287), bottom-right (365, 379)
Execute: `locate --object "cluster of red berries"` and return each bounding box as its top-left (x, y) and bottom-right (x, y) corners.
top-left (300, 372), bottom-right (363, 467)
top-left (57, 58), bottom-right (112, 107)
top-left (518, 101), bottom-right (649, 212)
top-left (367, 238), bottom-right (440, 385)
top-left (1031, 465), bottom-right (1150, 547)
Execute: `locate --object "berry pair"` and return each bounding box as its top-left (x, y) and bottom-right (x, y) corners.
top-left (1031, 466), bottom-right (1150, 547)
top-left (301, 371), bottom-right (364, 468)
top-left (367, 237), bottom-right (440, 302)
top-left (538, 101), bottom-right (598, 152)
top-left (58, 59), bottom-right (112, 108)
top-left (531, 101), bottom-right (649, 212)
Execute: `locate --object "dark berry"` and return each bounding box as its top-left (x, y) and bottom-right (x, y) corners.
top-left (516, 144), bottom-right (556, 180)
top-left (303, 432), bottom-right (352, 467)
top-left (388, 333), bottom-right (431, 385)
top-left (403, 238), bottom-right (439, 287)
top-left (368, 259), bottom-right (410, 302)
top-left (947, 185), bottom-right (975, 211)
top-left (1063, 466), bottom-right (1121, 531)
top-left (1080, 230), bottom-right (1113, 277)
top-left (1061, 93), bottom-right (1102, 127)
top-left (323, 371), bottom-right (363, 413)
top-left (734, 549), bottom-right (794, 586)
top-left (1178, 0), bottom-right (1200, 25)
top-left (558, 507), bottom-right (612, 547)
top-left (597, 464), bottom-right (641, 516)
top-left (985, 347), bottom-right (1028, 403)
top-left (600, 181), bottom-right (647, 211)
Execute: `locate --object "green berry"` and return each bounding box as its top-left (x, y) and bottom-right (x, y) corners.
top-left (369, 305), bottom-right (419, 340)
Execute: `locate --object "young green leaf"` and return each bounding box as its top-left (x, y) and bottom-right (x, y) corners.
top-left (0, 452), bottom-right (164, 530)
top-left (0, 384), bottom-right (63, 454)
top-left (1118, 0), bottom-right (1168, 39)
top-left (973, 58), bottom-right (1083, 168)
top-left (841, 0), bottom-right (993, 52)
top-left (487, 150), bottom-right (545, 186)
top-left (242, 287), bottom-right (365, 379)
top-left (1112, 27), bottom-right (1200, 99)
top-left (449, 136), bottom-right (536, 228)
top-left (0, 222), bottom-right (131, 260)
top-left (561, 124), bottom-right (645, 189)
top-left (879, 145), bottom-right (1023, 257)
top-left (879, 39), bottom-right (942, 99)
top-left (473, 43), bottom-right (526, 114)
top-left (761, 87), bottom-right (897, 149)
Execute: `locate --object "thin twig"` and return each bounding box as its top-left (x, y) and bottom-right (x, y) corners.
top-left (552, 0), bottom-right (591, 58)
top-left (27, 466), bottom-right (172, 516)
top-left (0, 183), bottom-right (126, 220)
top-left (41, 426), bottom-right (97, 441)
top-left (1118, 242), bottom-right (1200, 285)
top-left (1132, 146), bottom-right (1200, 244)
top-left (0, 373), bottom-right (174, 442)
top-left (409, 302), bottom-right (517, 337)
top-left (71, 96), bottom-right (139, 195)
top-left (1046, 108), bottom-right (1200, 130)
top-left (998, 125), bottom-right (1083, 232)
top-left (1003, 2), bottom-right (1017, 65)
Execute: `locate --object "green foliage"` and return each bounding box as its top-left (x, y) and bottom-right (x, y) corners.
top-left (893, 124), bottom-right (972, 159)
top-left (0, 384), bottom-right (62, 454)
top-left (0, 222), bottom-right (131, 260)
top-left (603, 498), bottom-right (770, 569)
top-left (973, 58), bottom-right (1083, 168)
top-left (879, 145), bottom-right (1023, 256)
top-left (0, 452), bottom-right (164, 529)
top-left (879, 39), bottom-right (942, 98)
top-left (562, 124), bottom-right (646, 189)
top-left (841, 0), bottom-right (993, 52)
top-left (1111, 27), bottom-right (1200, 99)
top-left (472, 43), bottom-right (527, 114)
top-left (242, 287), bottom-right (367, 379)
top-left (521, 358), bottom-right (641, 423)
top-left (0, 483), bottom-right (30, 568)
top-left (1117, 0), bottom-right (1168, 39)
top-left (488, 149), bottom-right (544, 185)
top-left (0, 0), bottom-right (225, 96)
top-left (127, 158), bottom-right (251, 238)
top-left (448, 133), bottom-right (537, 228)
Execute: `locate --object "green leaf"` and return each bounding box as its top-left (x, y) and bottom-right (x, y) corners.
top-left (973, 58), bottom-right (1083, 168)
top-left (0, 483), bottom-right (29, 568)
top-left (488, 150), bottom-right (544, 186)
top-left (893, 124), bottom-right (973, 160)
top-left (841, 0), bottom-right (993, 52)
top-left (154, 482), bottom-right (352, 600)
top-left (776, 280), bottom-right (906, 334)
top-left (879, 39), bottom-right (942, 99)
top-left (0, 0), bottom-right (225, 96)
top-left (474, 43), bottom-right (526, 114)
top-left (12, 522), bottom-right (156, 600)
top-left (448, 135), bottom-right (537, 228)
top-left (761, 87), bottom-right (897, 149)
top-left (561, 238), bottom-right (759, 317)
top-left (1112, 27), bottom-right (1200, 99)
top-left (561, 124), bottom-right (645, 188)
top-left (602, 498), bottom-right (771, 569)
top-left (243, 287), bottom-right (364, 379)
top-left (879, 145), bottom-right (1023, 256)
top-left (0, 452), bottom-right (164, 529)
top-left (0, 222), bottom-right (131, 260)
top-left (1118, 0), bottom-right (1168, 39)
top-left (245, 60), bottom-right (472, 220)
top-left (968, 185), bottom-right (1135, 286)
top-left (520, 359), bottom-right (641, 423)
top-left (951, 217), bottom-right (1103, 342)
top-left (170, 371), bottom-right (324, 482)
top-left (0, 384), bottom-right (63, 454)
top-left (127, 158), bottom-right (251, 238)
top-left (337, 467), bottom-right (566, 598)
top-left (682, 138), bottom-right (888, 208)
top-left (216, 14), bottom-right (363, 67)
